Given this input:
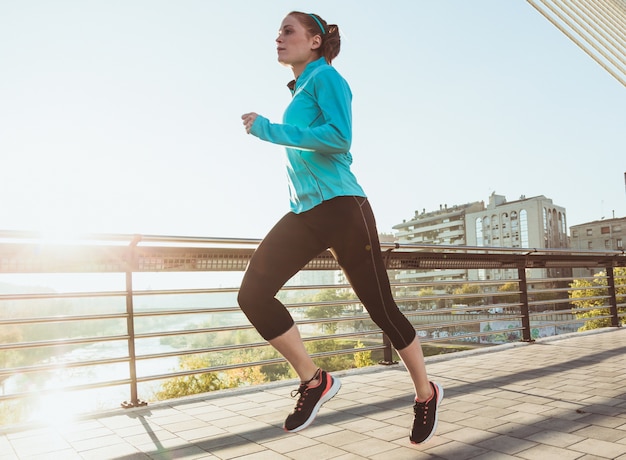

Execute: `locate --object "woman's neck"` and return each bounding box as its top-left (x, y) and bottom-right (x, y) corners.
top-left (291, 56), bottom-right (320, 80)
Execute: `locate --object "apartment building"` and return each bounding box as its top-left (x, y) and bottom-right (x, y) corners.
top-left (393, 193), bottom-right (568, 285)
top-left (465, 193), bottom-right (568, 281)
top-left (570, 217), bottom-right (625, 252)
top-left (392, 201), bottom-right (484, 285)
top-left (570, 216), bottom-right (625, 277)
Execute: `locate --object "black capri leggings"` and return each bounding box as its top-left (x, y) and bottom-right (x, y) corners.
top-left (237, 196), bottom-right (417, 350)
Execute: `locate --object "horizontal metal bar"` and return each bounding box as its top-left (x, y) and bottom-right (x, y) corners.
top-left (0, 356), bottom-right (131, 378)
top-left (2, 239), bottom-right (624, 274)
top-left (136, 345), bottom-right (389, 384)
top-left (0, 334), bottom-right (129, 351)
top-left (0, 379), bottom-right (132, 402)
top-left (0, 313), bottom-right (128, 326)
top-left (0, 291), bottom-right (127, 301)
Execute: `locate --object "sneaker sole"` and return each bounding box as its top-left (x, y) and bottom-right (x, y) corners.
top-left (411, 382), bottom-right (444, 445)
top-left (284, 376), bottom-right (342, 433)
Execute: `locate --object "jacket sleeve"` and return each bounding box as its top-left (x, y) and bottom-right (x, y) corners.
top-left (249, 70), bottom-right (352, 154)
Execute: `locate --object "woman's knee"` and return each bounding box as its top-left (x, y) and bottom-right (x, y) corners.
top-left (237, 274), bottom-right (262, 312)
top-left (367, 308), bottom-right (416, 349)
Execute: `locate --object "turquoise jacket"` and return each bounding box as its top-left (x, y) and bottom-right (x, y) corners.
top-left (250, 57), bottom-right (366, 213)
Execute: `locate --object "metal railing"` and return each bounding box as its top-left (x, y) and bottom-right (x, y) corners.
top-left (0, 231), bottom-right (624, 425)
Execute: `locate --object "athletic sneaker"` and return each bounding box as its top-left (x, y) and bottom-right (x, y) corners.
top-left (410, 381), bottom-right (443, 444)
top-left (283, 368), bottom-right (341, 432)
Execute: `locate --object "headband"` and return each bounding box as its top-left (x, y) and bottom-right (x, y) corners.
top-left (308, 13), bottom-right (325, 35)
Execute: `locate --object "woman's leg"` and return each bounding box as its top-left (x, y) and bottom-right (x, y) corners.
top-left (237, 212), bottom-right (326, 382)
top-left (238, 210), bottom-right (342, 433)
top-left (396, 338), bottom-right (432, 400)
top-left (269, 324), bottom-right (319, 383)
top-left (325, 197), bottom-right (432, 399)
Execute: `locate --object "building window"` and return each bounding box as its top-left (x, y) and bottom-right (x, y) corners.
top-left (586, 228), bottom-right (593, 236)
top-left (572, 229), bottom-right (578, 238)
top-left (601, 226), bottom-right (610, 234)
top-left (476, 218), bottom-right (483, 246)
top-left (509, 212), bottom-right (519, 248)
top-left (588, 241), bottom-right (593, 249)
top-left (618, 238), bottom-right (623, 249)
top-left (605, 240), bottom-right (611, 249)
top-left (520, 210), bottom-right (529, 248)
top-left (614, 225), bottom-right (622, 232)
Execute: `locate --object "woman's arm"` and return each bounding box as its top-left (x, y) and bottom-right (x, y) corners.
top-left (248, 70), bottom-right (352, 154)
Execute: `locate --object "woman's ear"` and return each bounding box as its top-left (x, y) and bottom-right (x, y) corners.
top-left (311, 34), bottom-right (322, 50)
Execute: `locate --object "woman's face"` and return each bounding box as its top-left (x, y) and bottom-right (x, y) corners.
top-left (276, 15), bottom-right (320, 71)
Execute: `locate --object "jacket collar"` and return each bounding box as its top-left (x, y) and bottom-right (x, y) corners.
top-left (287, 57), bottom-right (327, 92)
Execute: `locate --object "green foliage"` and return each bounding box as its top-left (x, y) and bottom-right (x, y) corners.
top-left (156, 362), bottom-right (226, 399)
top-left (305, 289), bottom-right (353, 334)
top-left (570, 267), bottom-right (626, 331)
top-left (453, 284), bottom-right (483, 306)
top-left (154, 353), bottom-right (268, 400)
top-left (154, 336), bottom-right (379, 400)
top-left (0, 401), bottom-right (27, 426)
top-left (0, 326), bottom-right (24, 374)
top-left (415, 288), bottom-right (436, 310)
top-left (530, 285), bottom-right (563, 303)
top-left (353, 341), bottom-right (375, 368)
top-left (497, 282), bottom-right (520, 304)
top-left (304, 339), bottom-right (378, 372)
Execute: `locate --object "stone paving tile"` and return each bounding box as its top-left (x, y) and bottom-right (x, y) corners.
top-left (340, 437), bottom-right (399, 457)
top-left (287, 443), bottom-right (350, 460)
top-left (148, 444), bottom-right (215, 460)
top-left (574, 424), bottom-right (626, 443)
top-left (525, 429), bottom-right (587, 448)
top-left (261, 433), bottom-right (319, 453)
top-left (422, 439), bottom-right (490, 459)
top-left (370, 445), bottom-right (445, 459)
top-left (1, 327), bottom-right (625, 459)
top-left (515, 442), bottom-right (585, 459)
top-left (569, 438), bottom-right (626, 458)
top-left (232, 452), bottom-right (289, 460)
top-left (9, 431), bottom-right (71, 458)
top-left (475, 434), bottom-right (538, 455)
top-left (79, 442), bottom-right (149, 460)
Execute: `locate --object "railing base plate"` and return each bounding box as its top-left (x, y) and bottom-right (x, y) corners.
top-left (121, 400), bottom-right (148, 409)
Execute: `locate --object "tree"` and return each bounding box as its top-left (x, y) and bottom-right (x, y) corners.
top-left (497, 282), bottom-right (520, 305)
top-left (0, 327), bottom-right (23, 394)
top-left (305, 289), bottom-right (352, 334)
top-left (416, 288), bottom-right (437, 310)
top-left (155, 352), bottom-right (268, 400)
top-left (353, 340), bottom-right (375, 368)
top-left (155, 355), bottom-right (227, 399)
top-left (453, 284), bottom-right (483, 307)
top-left (570, 267), bottom-right (626, 331)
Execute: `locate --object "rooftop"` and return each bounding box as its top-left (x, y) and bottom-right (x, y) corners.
top-left (1, 327), bottom-right (625, 460)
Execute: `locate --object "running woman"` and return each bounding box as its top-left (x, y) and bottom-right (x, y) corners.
top-left (239, 11), bottom-right (442, 444)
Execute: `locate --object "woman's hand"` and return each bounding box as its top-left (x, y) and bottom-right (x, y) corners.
top-left (241, 112), bottom-right (258, 134)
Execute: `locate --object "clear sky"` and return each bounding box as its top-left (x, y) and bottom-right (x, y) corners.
top-left (1, 1), bottom-right (624, 240)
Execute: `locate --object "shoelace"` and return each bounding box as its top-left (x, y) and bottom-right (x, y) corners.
top-left (289, 368), bottom-right (321, 411)
top-left (413, 399), bottom-right (430, 425)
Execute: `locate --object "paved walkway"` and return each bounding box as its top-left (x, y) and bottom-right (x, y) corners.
top-left (1, 328), bottom-right (625, 459)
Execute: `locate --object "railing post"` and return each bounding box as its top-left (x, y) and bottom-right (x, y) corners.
top-left (378, 333), bottom-right (398, 365)
top-left (518, 266), bottom-right (534, 342)
top-left (380, 244), bottom-right (399, 365)
top-left (121, 235), bottom-right (146, 408)
top-left (606, 267), bottom-right (620, 328)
